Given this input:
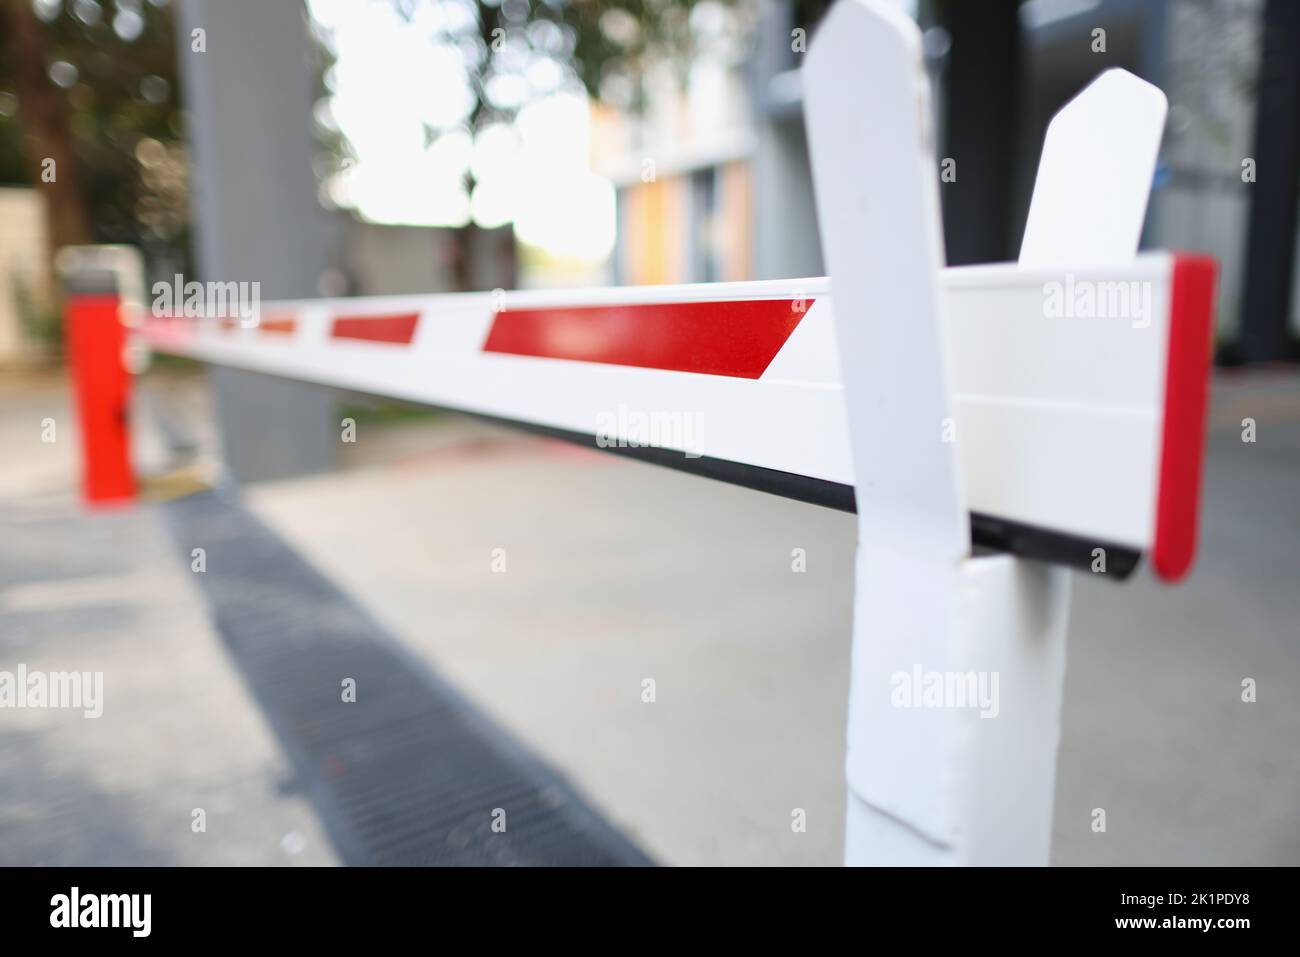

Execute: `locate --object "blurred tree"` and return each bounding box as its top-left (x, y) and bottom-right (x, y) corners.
top-left (311, 0), bottom-right (759, 277)
top-left (542, 0), bottom-right (737, 112)
top-left (0, 0), bottom-right (188, 269)
top-left (387, 0), bottom-right (750, 122)
top-left (315, 0), bottom-right (755, 179)
top-left (1, 0), bottom-right (775, 273)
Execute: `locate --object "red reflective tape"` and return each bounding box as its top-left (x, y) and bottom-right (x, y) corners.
top-left (331, 312), bottom-right (420, 344)
top-left (1152, 254), bottom-right (1217, 582)
top-left (482, 299), bottom-right (812, 379)
top-left (260, 314), bottom-right (297, 335)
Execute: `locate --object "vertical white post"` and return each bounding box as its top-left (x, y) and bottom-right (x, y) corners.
top-left (804, 0), bottom-right (1070, 866)
top-left (804, 1), bottom-right (1169, 865)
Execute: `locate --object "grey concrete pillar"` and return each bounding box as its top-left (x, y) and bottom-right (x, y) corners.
top-left (1240, 0), bottom-right (1300, 363)
top-left (175, 0), bottom-right (340, 481)
top-left (749, 0), bottom-right (825, 281)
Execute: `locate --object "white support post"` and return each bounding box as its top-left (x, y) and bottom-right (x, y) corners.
top-left (804, 0), bottom-right (1168, 865)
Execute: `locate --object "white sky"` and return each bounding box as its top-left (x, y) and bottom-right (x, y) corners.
top-left (306, 0), bottom-right (615, 261)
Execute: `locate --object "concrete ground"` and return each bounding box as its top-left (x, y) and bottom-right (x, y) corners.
top-left (244, 370), bottom-right (1300, 866)
top-left (0, 371), bottom-right (337, 865)
top-left (251, 422), bottom-right (856, 866)
top-left (1058, 372), bottom-right (1300, 865)
top-left (1, 366), bottom-right (1297, 865)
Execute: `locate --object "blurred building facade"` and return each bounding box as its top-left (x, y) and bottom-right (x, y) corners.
top-left (1017, 0), bottom-right (1277, 352)
top-left (591, 0), bottom-right (824, 287)
top-left (592, 0), bottom-right (1296, 356)
top-left (321, 217), bottom-right (515, 299)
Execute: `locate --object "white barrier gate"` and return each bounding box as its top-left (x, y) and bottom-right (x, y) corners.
top-left (128, 0), bottom-right (1216, 865)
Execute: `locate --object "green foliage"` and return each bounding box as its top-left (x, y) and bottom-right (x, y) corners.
top-left (381, 0), bottom-right (752, 124)
top-left (0, 0), bottom-right (188, 261)
top-left (10, 269), bottom-right (62, 354)
top-left (551, 1), bottom-right (717, 112)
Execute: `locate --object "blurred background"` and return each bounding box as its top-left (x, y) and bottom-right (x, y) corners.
top-left (0, 0), bottom-right (1296, 866)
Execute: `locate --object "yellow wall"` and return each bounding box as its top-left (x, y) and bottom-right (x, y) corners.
top-left (621, 176), bottom-right (688, 286)
top-left (618, 161), bottom-right (753, 286)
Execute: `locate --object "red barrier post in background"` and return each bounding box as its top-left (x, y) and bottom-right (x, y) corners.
top-left (58, 247), bottom-right (143, 506)
top-left (65, 292), bottom-right (135, 505)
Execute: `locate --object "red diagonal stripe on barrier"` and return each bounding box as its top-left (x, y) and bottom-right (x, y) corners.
top-left (481, 299), bottom-right (812, 379)
top-left (260, 314), bottom-right (297, 335)
top-left (331, 311), bottom-right (420, 344)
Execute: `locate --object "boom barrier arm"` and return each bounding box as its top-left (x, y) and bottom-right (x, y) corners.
top-left (140, 251), bottom-right (1213, 581)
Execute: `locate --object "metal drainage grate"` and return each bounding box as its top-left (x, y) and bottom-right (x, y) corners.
top-left (163, 489), bottom-right (652, 866)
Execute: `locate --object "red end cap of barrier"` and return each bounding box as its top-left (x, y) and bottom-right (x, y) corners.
top-left (1152, 254), bottom-right (1218, 582)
